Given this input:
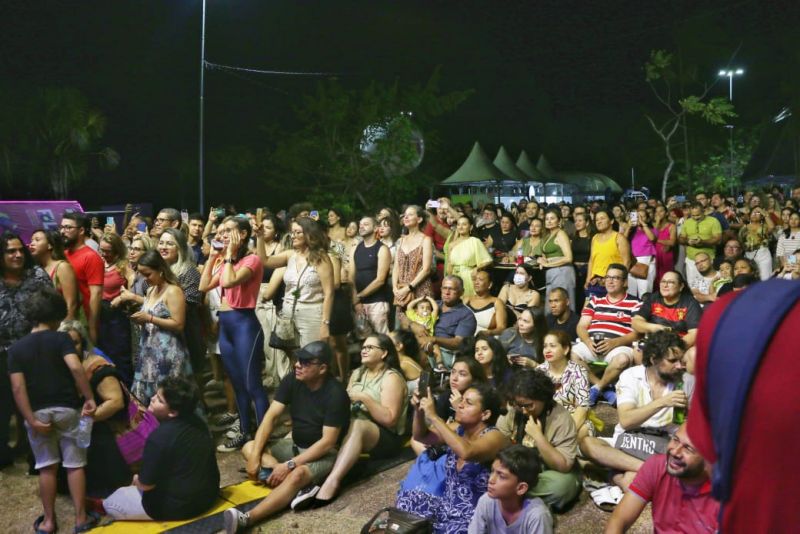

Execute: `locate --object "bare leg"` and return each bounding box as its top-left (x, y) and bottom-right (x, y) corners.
top-left (580, 436), bottom-right (643, 474)
top-left (595, 353), bottom-right (632, 390)
top-left (328, 335), bottom-right (350, 383)
top-left (245, 467), bottom-right (312, 525)
top-left (317, 420), bottom-right (380, 500)
top-left (66, 466), bottom-right (88, 527)
top-left (37, 464), bottom-right (58, 532)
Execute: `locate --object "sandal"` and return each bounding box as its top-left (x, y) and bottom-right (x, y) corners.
top-left (590, 486), bottom-right (622, 512)
top-left (33, 515), bottom-right (58, 534)
top-left (73, 511), bottom-right (100, 534)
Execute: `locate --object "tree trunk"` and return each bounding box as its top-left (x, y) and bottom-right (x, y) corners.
top-left (662, 140), bottom-right (675, 202)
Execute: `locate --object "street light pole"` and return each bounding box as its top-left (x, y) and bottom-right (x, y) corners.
top-left (198, 0), bottom-right (207, 214)
top-left (718, 68), bottom-right (744, 194)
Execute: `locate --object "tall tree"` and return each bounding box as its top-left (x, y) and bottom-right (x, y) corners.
top-left (644, 50), bottom-right (736, 199)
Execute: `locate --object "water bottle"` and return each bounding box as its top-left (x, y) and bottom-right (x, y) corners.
top-left (76, 415), bottom-right (93, 448)
top-left (672, 381), bottom-right (686, 424)
top-left (515, 248), bottom-right (524, 266)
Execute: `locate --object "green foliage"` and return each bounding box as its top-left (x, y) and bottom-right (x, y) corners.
top-left (679, 96), bottom-right (736, 125)
top-left (644, 50), bottom-right (674, 83)
top-left (673, 127), bottom-right (760, 194)
top-left (263, 68), bottom-right (473, 212)
top-left (0, 85), bottom-right (118, 198)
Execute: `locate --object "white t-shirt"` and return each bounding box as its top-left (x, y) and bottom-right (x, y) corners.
top-left (612, 365), bottom-right (694, 442)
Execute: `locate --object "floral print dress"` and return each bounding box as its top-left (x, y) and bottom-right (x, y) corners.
top-left (131, 295), bottom-right (191, 405)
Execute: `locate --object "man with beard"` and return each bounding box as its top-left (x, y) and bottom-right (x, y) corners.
top-left (350, 216), bottom-right (392, 334)
top-left (604, 423), bottom-right (718, 533)
top-left (580, 331), bottom-right (691, 492)
top-left (689, 252), bottom-right (718, 306)
top-left (518, 201), bottom-right (541, 237)
top-left (60, 212), bottom-right (104, 344)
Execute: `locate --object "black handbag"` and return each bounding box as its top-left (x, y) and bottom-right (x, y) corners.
top-left (268, 262), bottom-right (308, 351)
top-left (361, 507), bottom-right (433, 534)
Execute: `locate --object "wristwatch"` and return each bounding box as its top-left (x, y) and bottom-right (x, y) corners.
top-left (286, 459), bottom-right (297, 470)
top-left (224, 258), bottom-right (235, 264)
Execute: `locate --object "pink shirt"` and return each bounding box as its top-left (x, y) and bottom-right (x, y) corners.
top-left (221, 254), bottom-right (263, 309)
top-left (630, 228), bottom-right (657, 257)
top-left (628, 454), bottom-right (719, 534)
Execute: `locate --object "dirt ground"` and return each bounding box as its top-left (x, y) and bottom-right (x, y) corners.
top-left (0, 391), bottom-right (653, 533)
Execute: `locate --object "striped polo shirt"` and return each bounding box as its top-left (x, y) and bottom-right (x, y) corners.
top-left (581, 293), bottom-right (642, 338)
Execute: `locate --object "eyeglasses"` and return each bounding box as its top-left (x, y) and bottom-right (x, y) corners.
top-left (513, 400), bottom-right (535, 410)
top-left (361, 344), bottom-right (381, 352)
top-left (155, 217), bottom-right (171, 224)
top-left (668, 434), bottom-right (696, 454)
top-left (129, 247), bottom-right (145, 253)
top-left (59, 225), bottom-right (78, 231)
top-left (296, 359), bottom-right (322, 368)
top-left (660, 280), bottom-right (679, 286)
top-left (604, 275), bottom-right (623, 281)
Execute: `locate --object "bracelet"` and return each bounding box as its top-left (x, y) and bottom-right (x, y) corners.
top-left (149, 314), bottom-right (154, 324)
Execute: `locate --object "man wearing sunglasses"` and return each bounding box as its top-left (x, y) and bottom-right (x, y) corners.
top-left (225, 341), bottom-right (350, 533)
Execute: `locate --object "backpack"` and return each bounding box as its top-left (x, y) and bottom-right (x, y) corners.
top-left (706, 279), bottom-right (800, 508)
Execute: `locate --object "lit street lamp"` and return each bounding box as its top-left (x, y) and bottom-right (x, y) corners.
top-left (718, 68), bottom-right (744, 194)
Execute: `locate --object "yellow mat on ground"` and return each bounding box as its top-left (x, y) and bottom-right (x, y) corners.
top-left (91, 481), bottom-right (271, 533)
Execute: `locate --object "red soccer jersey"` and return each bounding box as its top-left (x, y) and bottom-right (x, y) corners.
top-left (65, 244), bottom-right (104, 317)
top-left (688, 290), bottom-right (800, 532)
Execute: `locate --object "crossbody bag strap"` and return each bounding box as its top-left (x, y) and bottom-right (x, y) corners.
top-left (707, 279), bottom-right (800, 504)
top-left (288, 261), bottom-right (310, 320)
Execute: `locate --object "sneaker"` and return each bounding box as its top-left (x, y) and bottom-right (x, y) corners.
top-left (588, 386), bottom-right (600, 407)
top-left (291, 485), bottom-right (320, 511)
top-left (223, 508), bottom-right (249, 534)
top-left (211, 412), bottom-right (238, 431)
top-left (205, 378), bottom-right (223, 390)
top-left (602, 387), bottom-right (617, 407)
top-left (225, 420), bottom-right (242, 439)
top-left (217, 432), bottom-right (249, 453)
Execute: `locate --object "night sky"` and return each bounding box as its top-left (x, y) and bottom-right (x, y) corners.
top-left (2, 0), bottom-right (798, 210)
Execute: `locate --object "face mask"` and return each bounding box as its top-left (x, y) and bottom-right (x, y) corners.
top-left (513, 274), bottom-right (527, 286)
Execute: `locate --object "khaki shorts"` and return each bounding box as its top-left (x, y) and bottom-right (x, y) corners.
top-left (26, 407), bottom-right (87, 469)
top-left (269, 437), bottom-right (337, 485)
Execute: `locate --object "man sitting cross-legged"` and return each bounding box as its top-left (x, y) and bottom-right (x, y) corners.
top-left (571, 264), bottom-right (641, 406)
top-left (224, 341), bottom-right (350, 533)
top-left (580, 331), bottom-right (691, 493)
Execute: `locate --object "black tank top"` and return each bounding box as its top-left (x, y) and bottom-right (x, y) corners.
top-left (354, 240), bottom-right (390, 304)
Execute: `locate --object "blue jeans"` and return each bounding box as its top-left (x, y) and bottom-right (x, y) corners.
top-left (218, 309), bottom-right (268, 436)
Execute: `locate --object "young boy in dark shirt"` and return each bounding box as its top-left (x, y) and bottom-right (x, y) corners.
top-left (8, 288), bottom-right (97, 533)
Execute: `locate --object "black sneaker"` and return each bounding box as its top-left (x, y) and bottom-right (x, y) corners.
top-left (291, 485), bottom-right (320, 511)
top-left (217, 432), bottom-right (249, 453)
top-left (211, 412), bottom-right (239, 431)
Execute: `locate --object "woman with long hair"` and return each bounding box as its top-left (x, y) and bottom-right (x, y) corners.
top-left (97, 232), bottom-right (133, 385)
top-left (264, 217), bottom-right (335, 348)
top-left (463, 269), bottom-right (507, 335)
top-left (130, 250), bottom-right (191, 405)
top-left (377, 214), bottom-right (402, 265)
top-left (653, 204), bottom-right (676, 286)
top-left (624, 206), bottom-right (658, 298)
top-left (28, 229), bottom-right (79, 320)
top-left (389, 329), bottom-right (423, 396)
top-left (444, 215), bottom-right (492, 297)
top-left (326, 208), bottom-right (347, 244)
top-left (776, 210), bottom-right (800, 269)
top-left (393, 205), bottom-right (434, 308)
top-left (498, 307), bottom-right (547, 365)
top-left (200, 216), bottom-right (267, 451)
top-left (534, 209), bottom-right (576, 312)
top-left (571, 211), bottom-right (593, 311)
top-left (496, 369), bottom-right (581, 511)
top-left (300, 334), bottom-right (408, 507)
top-left (397, 382), bottom-right (509, 533)
top-left (512, 218), bottom-right (544, 260)
top-left (739, 206), bottom-right (774, 280)
top-left (473, 332), bottom-right (511, 391)
top-left (498, 264), bottom-right (541, 322)
top-left (585, 209), bottom-right (631, 298)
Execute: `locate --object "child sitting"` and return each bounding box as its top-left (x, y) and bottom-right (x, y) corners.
top-left (468, 445), bottom-right (553, 534)
top-left (405, 296), bottom-right (439, 336)
top-left (8, 288), bottom-right (99, 534)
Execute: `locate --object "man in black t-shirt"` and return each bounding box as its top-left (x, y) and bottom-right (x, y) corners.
top-left (102, 377), bottom-right (220, 521)
top-left (225, 341), bottom-right (350, 533)
top-left (546, 287), bottom-right (580, 340)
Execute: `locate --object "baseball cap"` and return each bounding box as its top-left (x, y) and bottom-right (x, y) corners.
top-left (295, 341), bottom-right (332, 365)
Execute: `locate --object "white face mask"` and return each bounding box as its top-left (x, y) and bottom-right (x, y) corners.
top-left (513, 274), bottom-right (527, 286)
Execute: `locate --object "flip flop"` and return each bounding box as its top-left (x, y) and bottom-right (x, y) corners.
top-left (73, 511), bottom-right (100, 534)
top-left (590, 487), bottom-right (621, 512)
top-left (33, 515), bottom-right (58, 534)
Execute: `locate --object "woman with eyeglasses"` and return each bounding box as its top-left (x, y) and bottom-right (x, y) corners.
top-left (97, 232), bottom-right (134, 385)
top-left (632, 271), bottom-right (702, 347)
top-left (739, 207), bottom-right (774, 280)
top-left (28, 229), bottom-right (79, 321)
top-left (110, 235), bottom-right (153, 367)
top-left (200, 216), bottom-right (267, 452)
top-left (397, 382), bottom-right (508, 534)
top-left (296, 334), bottom-right (408, 509)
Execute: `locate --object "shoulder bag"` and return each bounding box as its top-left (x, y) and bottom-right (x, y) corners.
top-left (269, 261), bottom-right (309, 351)
top-left (360, 507), bottom-right (432, 534)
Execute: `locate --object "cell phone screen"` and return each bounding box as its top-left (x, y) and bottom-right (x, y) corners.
top-left (137, 222), bottom-right (147, 232)
top-left (106, 216), bottom-right (114, 226)
top-left (418, 371), bottom-right (431, 397)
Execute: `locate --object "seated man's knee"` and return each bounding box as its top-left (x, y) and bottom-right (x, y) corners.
top-left (608, 352), bottom-right (632, 369)
top-left (242, 440), bottom-right (255, 458)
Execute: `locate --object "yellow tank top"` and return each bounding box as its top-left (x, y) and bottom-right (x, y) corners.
top-left (590, 231), bottom-right (623, 278)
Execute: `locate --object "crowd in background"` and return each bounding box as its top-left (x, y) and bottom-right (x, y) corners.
top-left (2, 184), bottom-right (798, 533)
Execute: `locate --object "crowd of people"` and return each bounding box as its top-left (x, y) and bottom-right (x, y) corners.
top-left (1, 186), bottom-right (797, 533)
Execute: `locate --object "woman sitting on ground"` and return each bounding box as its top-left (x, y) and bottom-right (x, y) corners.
top-left (537, 330), bottom-right (594, 440)
top-left (498, 264), bottom-right (541, 322)
top-left (497, 307), bottom-right (547, 365)
top-left (496, 368), bottom-right (581, 512)
top-left (473, 332), bottom-right (512, 391)
top-left (390, 329), bottom-right (424, 397)
top-left (463, 270), bottom-right (507, 335)
top-left (396, 382), bottom-right (509, 534)
top-left (295, 334), bottom-right (408, 509)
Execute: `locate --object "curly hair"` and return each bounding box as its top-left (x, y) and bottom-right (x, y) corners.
top-left (641, 330), bottom-right (686, 367)
top-left (507, 369), bottom-right (556, 415)
top-left (159, 376), bottom-right (200, 416)
top-left (293, 217), bottom-right (329, 265)
top-left (32, 229), bottom-right (67, 261)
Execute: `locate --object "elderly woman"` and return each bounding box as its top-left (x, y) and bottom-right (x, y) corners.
top-left (463, 269), bottom-right (507, 335)
top-left (60, 320), bottom-right (139, 497)
top-left (496, 369), bottom-right (581, 512)
top-left (294, 334), bottom-right (408, 508)
top-left (497, 307), bottom-right (547, 365)
top-left (396, 382), bottom-right (509, 534)
top-left (0, 232), bottom-right (52, 467)
top-left (444, 215), bottom-right (493, 297)
top-left (28, 229), bottom-right (79, 320)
